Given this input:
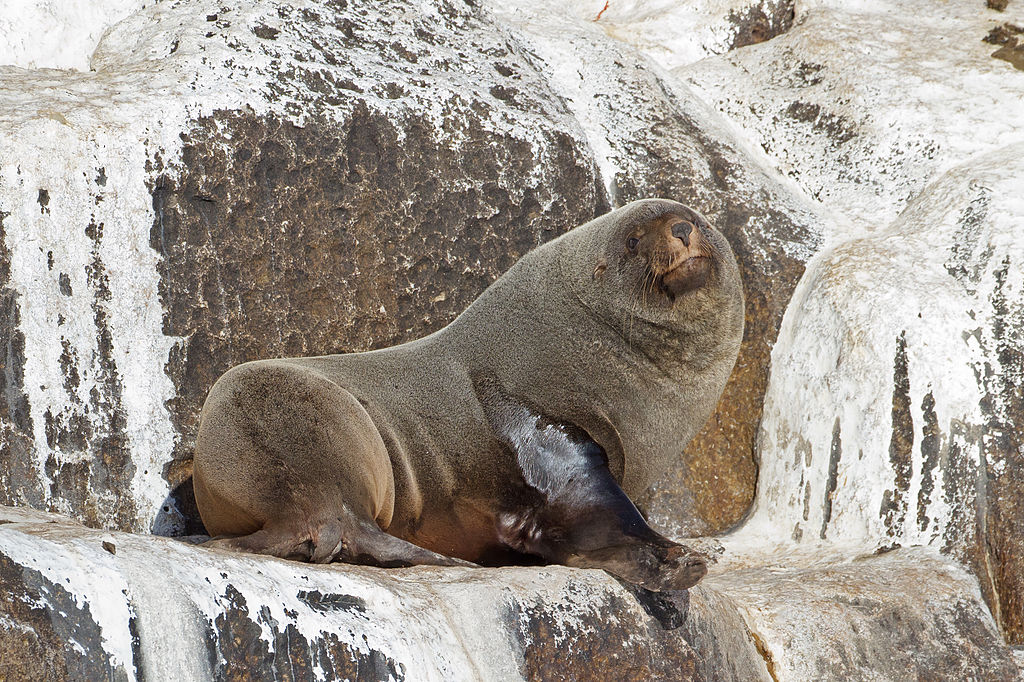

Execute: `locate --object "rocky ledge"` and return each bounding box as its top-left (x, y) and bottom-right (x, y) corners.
top-left (1, 505), bottom-right (1017, 681)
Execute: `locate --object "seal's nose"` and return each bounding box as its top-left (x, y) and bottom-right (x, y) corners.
top-left (671, 220), bottom-right (695, 247)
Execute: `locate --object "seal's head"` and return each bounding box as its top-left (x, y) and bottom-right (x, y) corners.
top-left (560, 199), bottom-right (743, 350)
top-left (615, 204), bottom-right (714, 302)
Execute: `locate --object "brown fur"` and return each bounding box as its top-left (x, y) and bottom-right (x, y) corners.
top-left (193, 198), bottom-right (744, 586)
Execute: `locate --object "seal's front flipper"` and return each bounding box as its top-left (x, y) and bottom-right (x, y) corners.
top-left (564, 538), bottom-right (707, 592)
top-left (534, 458), bottom-right (708, 591)
top-left (478, 382), bottom-right (706, 591)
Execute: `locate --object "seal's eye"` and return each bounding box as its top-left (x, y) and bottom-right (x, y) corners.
top-left (626, 237), bottom-right (639, 251)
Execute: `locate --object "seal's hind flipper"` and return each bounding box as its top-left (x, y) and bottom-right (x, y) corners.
top-left (203, 525), bottom-right (316, 561)
top-left (339, 517), bottom-right (476, 568)
top-left (203, 515), bottom-right (475, 569)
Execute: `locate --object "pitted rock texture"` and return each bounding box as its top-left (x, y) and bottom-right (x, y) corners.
top-left (0, 0), bottom-right (825, 539)
top-left (154, 108), bottom-right (600, 479)
top-left (487, 1), bottom-right (830, 539)
top-left (1, 506), bottom-right (1017, 681)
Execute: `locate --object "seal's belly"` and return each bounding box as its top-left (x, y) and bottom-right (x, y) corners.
top-left (402, 500), bottom-right (504, 562)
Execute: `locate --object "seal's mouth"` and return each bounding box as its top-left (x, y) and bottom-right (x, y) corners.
top-left (656, 255), bottom-right (711, 300)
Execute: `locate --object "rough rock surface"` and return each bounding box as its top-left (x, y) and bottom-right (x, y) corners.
top-left (533, 0), bottom-right (796, 70)
top-left (2, 0), bottom-right (1024, 677)
top-left (0, 0), bottom-right (830, 539)
top-left (681, 0), bottom-right (1024, 230)
top-left (1, 505), bottom-right (1016, 681)
top-left (668, 0), bottom-right (1024, 643)
top-left (735, 144), bottom-right (1024, 643)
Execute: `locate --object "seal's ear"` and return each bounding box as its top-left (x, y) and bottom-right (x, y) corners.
top-left (593, 259), bottom-right (608, 280)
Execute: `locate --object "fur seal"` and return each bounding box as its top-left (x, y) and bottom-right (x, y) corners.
top-left (193, 198), bottom-right (744, 591)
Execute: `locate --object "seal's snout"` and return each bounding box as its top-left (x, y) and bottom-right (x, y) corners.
top-left (671, 219), bottom-right (694, 247)
top-left (656, 217), bottom-right (712, 299)
top-left (625, 208), bottom-right (718, 302)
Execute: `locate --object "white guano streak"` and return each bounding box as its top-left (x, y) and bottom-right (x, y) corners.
top-left (0, 116), bottom-right (182, 530)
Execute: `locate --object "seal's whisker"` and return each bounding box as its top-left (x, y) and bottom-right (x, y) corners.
top-left (626, 267), bottom-right (650, 348)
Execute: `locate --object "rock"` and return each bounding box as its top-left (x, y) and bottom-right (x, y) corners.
top-left (0, 0), bottom-right (147, 70)
top-left (1, 505), bottom-right (1016, 681)
top-left (487, 0), bottom-right (832, 537)
top-left (657, 0), bottom-right (1024, 644)
top-left (3, 0), bottom-right (1024, 675)
top-left (680, 0), bottom-right (1024, 229)
top-left (711, 545), bottom-right (1019, 680)
top-left (735, 143), bottom-right (1024, 643)
top-left (0, 506), bottom-right (708, 681)
top-left (515, 0), bottom-right (796, 70)
top-left (0, 0), bottom-right (829, 539)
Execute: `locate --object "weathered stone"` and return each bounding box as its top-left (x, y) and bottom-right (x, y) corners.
top-left (511, 589), bottom-right (700, 681)
top-left (0, 506), bottom-right (712, 681)
top-left (709, 546), bottom-right (1020, 680)
top-left (0, 553), bottom-right (130, 681)
top-left (1, 505), bottom-right (1015, 680)
top-left (728, 0), bottom-right (796, 50)
top-left (0, 0), bottom-right (146, 71)
top-left (0, 211), bottom-right (41, 517)
top-left (542, 0), bottom-right (795, 70)
top-left (668, 0), bottom-right (1024, 643)
top-left (734, 143), bottom-right (1024, 642)
top-left (3, 0), bottom-right (1023, 674)
top-left (488, 0), bottom-right (830, 539)
top-left (680, 584), bottom-right (773, 682)
top-left (680, 0), bottom-right (1024, 229)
